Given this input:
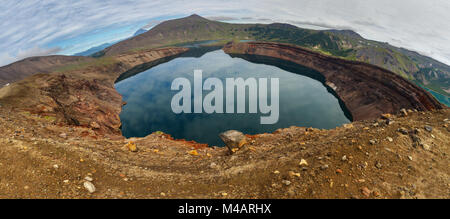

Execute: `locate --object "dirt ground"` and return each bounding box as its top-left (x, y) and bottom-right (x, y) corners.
top-left (0, 103), bottom-right (448, 199)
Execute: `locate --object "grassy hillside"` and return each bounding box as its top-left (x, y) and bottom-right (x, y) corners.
top-left (96, 14), bottom-right (450, 97)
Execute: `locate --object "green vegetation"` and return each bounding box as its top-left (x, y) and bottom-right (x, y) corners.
top-left (54, 57), bottom-right (118, 72)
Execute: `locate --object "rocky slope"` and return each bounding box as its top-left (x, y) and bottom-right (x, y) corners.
top-left (0, 100), bottom-right (448, 198)
top-left (223, 42), bottom-right (444, 120)
top-left (0, 56), bottom-right (93, 87)
top-left (0, 47), bottom-right (188, 138)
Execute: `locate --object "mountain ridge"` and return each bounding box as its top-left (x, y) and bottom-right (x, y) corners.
top-left (1, 14), bottom-right (449, 99)
top-left (97, 14), bottom-right (449, 97)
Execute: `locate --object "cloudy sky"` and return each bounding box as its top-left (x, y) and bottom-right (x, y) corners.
top-left (1, 0), bottom-right (449, 66)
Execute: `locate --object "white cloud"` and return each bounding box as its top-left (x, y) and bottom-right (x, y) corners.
top-left (0, 0), bottom-right (449, 66)
top-left (0, 53), bottom-right (17, 67)
top-left (0, 47), bottom-right (61, 67)
top-left (16, 47), bottom-right (62, 60)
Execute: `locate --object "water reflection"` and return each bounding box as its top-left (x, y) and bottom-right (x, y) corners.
top-left (115, 48), bottom-right (351, 146)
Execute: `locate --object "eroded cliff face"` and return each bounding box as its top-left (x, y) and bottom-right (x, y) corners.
top-left (0, 47), bottom-right (188, 138)
top-left (223, 42), bottom-right (444, 121)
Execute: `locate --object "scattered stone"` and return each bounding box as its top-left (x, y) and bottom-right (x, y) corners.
top-left (336, 169), bottom-right (343, 174)
top-left (386, 137), bottom-right (393, 142)
top-left (219, 130), bottom-right (247, 153)
top-left (361, 187), bottom-right (371, 197)
top-left (424, 125), bottom-right (433, 132)
top-left (431, 134), bottom-right (435, 139)
top-left (282, 180), bottom-right (291, 186)
top-left (386, 119), bottom-right (394, 125)
top-left (125, 141), bottom-right (138, 152)
top-left (63, 180), bottom-right (69, 183)
top-left (299, 159), bottom-right (308, 166)
top-left (59, 133), bottom-right (67, 138)
top-left (84, 176), bottom-right (93, 182)
top-left (188, 150), bottom-right (199, 156)
top-left (381, 113), bottom-right (392, 119)
top-left (160, 192), bottom-right (166, 197)
top-left (398, 128), bottom-right (409, 135)
top-left (320, 164), bottom-right (329, 170)
top-left (53, 164), bottom-right (59, 169)
top-left (422, 144), bottom-right (431, 151)
top-left (24, 186), bottom-right (29, 190)
top-left (343, 124), bottom-right (353, 129)
top-left (341, 155), bottom-right (347, 161)
top-left (400, 108), bottom-right (408, 116)
top-left (83, 181), bottom-right (96, 193)
top-left (407, 156), bottom-right (413, 161)
top-left (375, 161), bottom-right (382, 169)
top-left (369, 139), bottom-right (377, 145)
top-left (288, 171), bottom-right (300, 177)
top-left (358, 162), bottom-right (368, 169)
top-left (410, 134), bottom-right (421, 146)
top-left (221, 192), bottom-right (228, 197)
top-left (273, 170), bottom-right (280, 174)
top-left (209, 162), bottom-right (217, 169)
top-left (373, 190), bottom-right (381, 197)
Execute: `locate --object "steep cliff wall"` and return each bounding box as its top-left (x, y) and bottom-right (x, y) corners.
top-left (223, 42), bottom-right (444, 121)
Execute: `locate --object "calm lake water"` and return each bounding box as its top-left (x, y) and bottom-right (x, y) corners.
top-left (115, 48), bottom-right (351, 146)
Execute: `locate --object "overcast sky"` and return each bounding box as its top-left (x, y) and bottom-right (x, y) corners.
top-left (0, 0), bottom-right (449, 67)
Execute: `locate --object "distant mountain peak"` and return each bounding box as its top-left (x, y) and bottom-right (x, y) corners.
top-left (133, 28), bottom-right (148, 36)
top-left (183, 14), bottom-right (209, 21)
top-left (188, 14), bottom-right (202, 18)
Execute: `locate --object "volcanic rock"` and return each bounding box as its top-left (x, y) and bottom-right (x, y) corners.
top-left (219, 130), bottom-right (247, 153)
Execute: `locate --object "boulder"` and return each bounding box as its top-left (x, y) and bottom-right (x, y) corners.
top-left (219, 130), bottom-right (247, 153)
